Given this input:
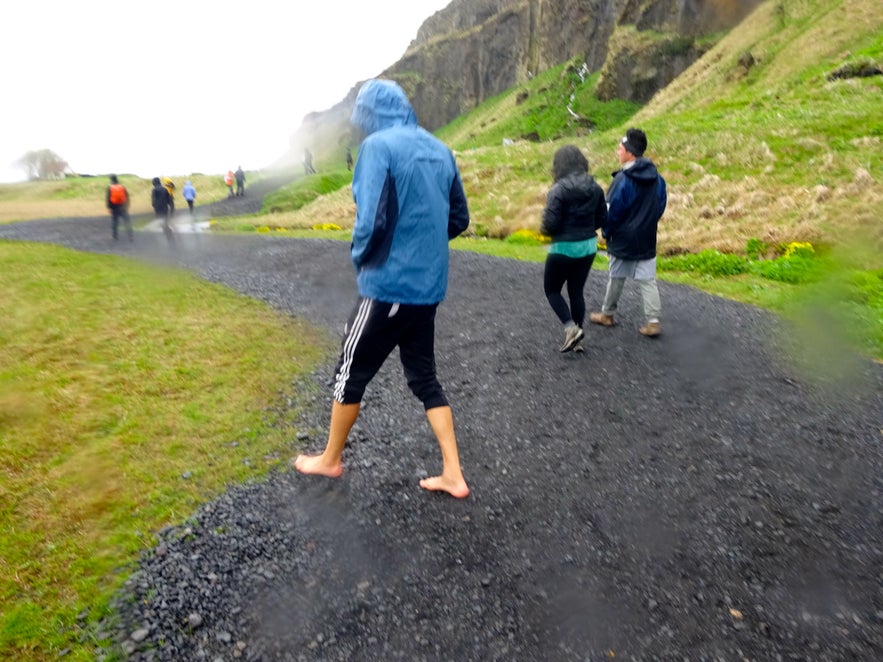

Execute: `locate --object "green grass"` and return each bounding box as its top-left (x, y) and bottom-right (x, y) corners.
top-left (0, 174), bottom-right (243, 224)
top-left (436, 60), bottom-right (641, 150)
top-left (0, 242), bottom-right (333, 660)
top-left (262, 171), bottom-right (353, 214)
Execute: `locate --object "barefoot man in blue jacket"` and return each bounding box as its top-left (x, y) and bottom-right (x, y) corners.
top-left (294, 79), bottom-right (471, 499)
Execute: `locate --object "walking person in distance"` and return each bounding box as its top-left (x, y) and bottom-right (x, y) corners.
top-left (106, 174), bottom-right (133, 241)
top-left (151, 177), bottom-right (174, 244)
top-left (590, 128), bottom-right (667, 337)
top-left (293, 79), bottom-right (471, 499)
top-left (540, 145), bottom-right (607, 353)
top-left (234, 166), bottom-right (246, 197)
top-left (182, 179), bottom-right (197, 214)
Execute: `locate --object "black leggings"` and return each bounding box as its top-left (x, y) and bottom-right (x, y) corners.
top-left (543, 252), bottom-right (595, 326)
top-left (333, 298), bottom-right (448, 409)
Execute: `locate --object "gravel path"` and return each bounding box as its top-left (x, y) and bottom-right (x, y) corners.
top-left (2, 216), bottom-right (881, 661)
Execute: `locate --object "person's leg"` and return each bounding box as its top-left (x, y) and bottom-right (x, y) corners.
top-left (294, 401), bottom-right (360, 477)
top-left (543, 253), bottom-right (572, 325)
top-left (111, 210), bottom-right (119, 239)
top-left (294, 298), bottom-right (399, 477)
top-left (601, 277), bottom-right (626, 315)
top-left (163, 210), bottom-right (175, 245)
top-left (420, 406), bottom-right (469, 498)
top-left (398, 305), bottom-right (469, 498)
top-left (638, 278), bottom-right (662, 322)
top-left (565, 254), bottom-right (594, 326)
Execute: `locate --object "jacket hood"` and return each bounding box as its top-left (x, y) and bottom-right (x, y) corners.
top-left (350, 79), bottom-right (417, 136)
top-left (558, 171), bottom-right (596, 193)
top-left (622, 157), bottom-right (659, 182)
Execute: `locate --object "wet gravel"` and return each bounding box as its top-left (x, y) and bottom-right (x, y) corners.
top-left (2, 216), bottom-right (881, 661)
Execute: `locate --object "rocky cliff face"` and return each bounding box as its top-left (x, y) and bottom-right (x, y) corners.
top-left (394, 0), bottom-right (764, 129)
top-left (282, 0), bottom-right (763, 165)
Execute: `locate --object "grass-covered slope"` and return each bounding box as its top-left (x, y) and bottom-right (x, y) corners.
top-left (256, 0), bottom-right (883, 258)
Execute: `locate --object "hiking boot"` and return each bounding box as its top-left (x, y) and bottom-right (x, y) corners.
top-left (639, 321), bottom-right (661, 337)
top-left (589, 312), bottom-right (615, 327)
top-left (560, 323), bottom-right (584, 353)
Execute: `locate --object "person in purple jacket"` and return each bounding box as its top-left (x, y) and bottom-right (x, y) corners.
top-left (294, 79), bottom-right (471, 499)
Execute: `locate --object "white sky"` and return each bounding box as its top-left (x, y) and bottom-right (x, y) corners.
top-left (0, 0), bottom-right (451, 183)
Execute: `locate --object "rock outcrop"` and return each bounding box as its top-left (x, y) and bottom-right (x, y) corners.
top-left (280, 0), bottom-right (763, 166)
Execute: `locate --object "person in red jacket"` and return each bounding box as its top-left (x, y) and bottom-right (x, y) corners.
top-left (106, 174), bottom-right (133, 241)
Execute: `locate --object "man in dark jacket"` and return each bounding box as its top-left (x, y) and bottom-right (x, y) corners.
top-left (151, 177), bottom-right (174, 243)
top-left (234, 166), bottom-right (246, 196)
top-left (590, 128), bottom-right (667, 337)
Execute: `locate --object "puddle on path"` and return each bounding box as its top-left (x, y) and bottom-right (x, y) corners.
top-left (143, 216), bottom-right (212, 234)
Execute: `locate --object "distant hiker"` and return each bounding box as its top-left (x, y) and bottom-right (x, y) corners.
top-left (540, 145), bottom-right (607, 353)
top-left (589, 128), bottom-right (667, 337)
top-left (303, 148), bottom-right (315, 175)
top-left (151, 177), bottom-right (174, 244)
top-left (345, 146), bottom-right (353, 171)
top-left (182, 180), bottom-right (196, 213)
top-left (293, 79), bottom-right (471, 499)
top-left (225, 170), bottom-right (235, 197)
top-left (234, 166), bottom-right (246, 196)
top-left (106, 174), bottom-right (133, 241)
top-left (162, 177), bottom-right (176, 216)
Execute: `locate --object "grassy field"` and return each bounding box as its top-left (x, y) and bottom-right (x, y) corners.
top-left (0, 242), bottom-right (333, 660)
top-left (0, 173), bottom-right (237, 224)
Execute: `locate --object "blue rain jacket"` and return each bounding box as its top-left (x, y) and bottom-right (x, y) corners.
top-left (349, 79), bottom-right (470, 304)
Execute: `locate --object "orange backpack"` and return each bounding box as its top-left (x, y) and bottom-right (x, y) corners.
top-left (109, 183), bottom-right (128, 205)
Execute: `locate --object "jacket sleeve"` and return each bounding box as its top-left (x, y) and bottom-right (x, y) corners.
top-left (540, 184), bottom-right (562, 237)
top-left (447, 170), bottom-right (470, 239)
top-left (656, 176), bottom-right (668, 219)
top-left (351, 139), bottom-right (397, 270)
top-left (594, 185), bottom-right (608, 234)
top-left (604, 173), bottom-right (634, 236)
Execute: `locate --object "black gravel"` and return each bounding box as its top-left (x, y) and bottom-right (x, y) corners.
top-left (2, 216), bottom-right (881, 662)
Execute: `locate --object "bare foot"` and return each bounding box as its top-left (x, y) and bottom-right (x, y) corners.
top-left (292, 454), bottom-right (343, 478)
top-left (419, 475), bottom-right (470, 499)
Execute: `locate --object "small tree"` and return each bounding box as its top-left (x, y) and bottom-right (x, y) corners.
top-left (15, 149), bottom-right (69, 180)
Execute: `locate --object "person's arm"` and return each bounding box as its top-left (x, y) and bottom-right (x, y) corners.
top-left (656, 176), bottom-right (667, 219)
top-left (593, 185), bottom-right (608, 234)
top-left (447, 171), bottom-right (470, 239)
top-left (351, 140), bottom-right (395, 270)
top-left (540, 184), bottom-right (562, 237)
top-left (106, 187), bottom-right (111, 209)
top-left (604, 175), bottom-right (634, 237)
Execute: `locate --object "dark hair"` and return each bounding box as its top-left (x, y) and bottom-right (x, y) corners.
top-left (152, 177), bottom-right (161, 186)
top-left (109, 174), bottom-right (119, 184)
top-left (552, 145), bottom-right (589, 181)
top-left (622, 128), bottom-right (648, 157)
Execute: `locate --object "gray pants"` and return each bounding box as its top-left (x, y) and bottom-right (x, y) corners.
top-left (601, 256), bottom-right (661, 322)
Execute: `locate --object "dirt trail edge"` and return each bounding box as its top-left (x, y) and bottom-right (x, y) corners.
top-left (2, 218), bottom-right (881, 661)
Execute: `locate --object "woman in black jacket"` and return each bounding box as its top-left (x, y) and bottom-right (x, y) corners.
top-left (540, 145), bottom-right (608, 352)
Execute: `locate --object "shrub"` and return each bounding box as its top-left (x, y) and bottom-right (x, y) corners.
top-left (505, 229), bottom-right (550, 245)
top-left (752, 255), bottom-right (821, 284)
top-left (312, 223), bottom-right (342, 231)
top-left (782, 241), bottom-right (815, 259)
top-left (658, 250), bottom-right (750, 276)
top-left (746, 237), bottom-right (767, 259)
